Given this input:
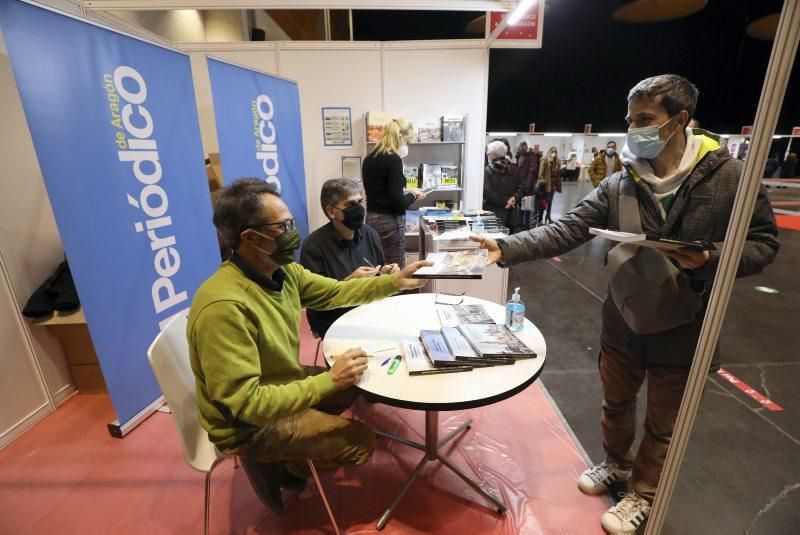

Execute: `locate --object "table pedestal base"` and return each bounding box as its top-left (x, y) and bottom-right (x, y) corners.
top-left (373, 410), bottom-right (508, 530)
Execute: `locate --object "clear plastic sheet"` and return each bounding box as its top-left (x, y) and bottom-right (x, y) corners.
top-left (251, 384), bottom-right (609, 534)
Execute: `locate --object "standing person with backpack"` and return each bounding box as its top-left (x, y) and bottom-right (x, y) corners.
top-left (471, 74), bottom-right (778, 534)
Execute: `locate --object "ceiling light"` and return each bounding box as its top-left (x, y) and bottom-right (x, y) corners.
top-left (544, 133), bottom-right (572, 137)
top-left (487, 132), bottom-right (517, 136)
top-left (598, 133), bottom-right (627, 137)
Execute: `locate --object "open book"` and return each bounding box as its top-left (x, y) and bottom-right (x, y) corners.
top-left (589, 228), bottom-right (715, 252)
top-left (412, 250), bottom-right (488, 279)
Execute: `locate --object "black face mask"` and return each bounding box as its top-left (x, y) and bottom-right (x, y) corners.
top-left (338, 203), bottom-right (365, 231)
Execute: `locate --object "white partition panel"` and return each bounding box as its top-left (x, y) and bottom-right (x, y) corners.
top-left (382, 41), bottom-right (489, 211)
top-left (276, 42), bottom-right (384, 232)
top-left (0, 25), bottom-right (73, 409)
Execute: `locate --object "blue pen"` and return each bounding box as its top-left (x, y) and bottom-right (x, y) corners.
top-left (381, 356), bottom-right (393, 366)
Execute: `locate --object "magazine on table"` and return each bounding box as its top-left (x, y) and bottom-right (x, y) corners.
top-left (457, 323), bottom-right (537, 359)
top-left (412, 250), bottom-right (488, 279)
top-left (588, 228), bottom-right (715, 252)
top-left (401, 337), bottom-right (473, 376)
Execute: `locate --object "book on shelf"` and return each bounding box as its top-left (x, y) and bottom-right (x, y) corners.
top-left (419, 164), bottom-right (442, 190)
top-left (440, 165), bottom-right (460, 188)
top-left (413, 120), bottom-right (442, 142)
top-left (366, 111), bottom-right (393, 143)
top-left (588, 228), bottom-right (716, 252)
top-left (441, 115), bottom-right (465, 142)
top-left (457, 323), bottom-right (537, 359)
top-left (402, 337), bottom-right (473, 376)
top-left (403, 166), bottom-right (420, 189)
top-left (412, 250), bottom-right (488, 279)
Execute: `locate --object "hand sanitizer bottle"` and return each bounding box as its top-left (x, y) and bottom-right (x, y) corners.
top-left (505, 287), bottom-right (525, 332)
top-left (472, 216), bottom-right (484, 236)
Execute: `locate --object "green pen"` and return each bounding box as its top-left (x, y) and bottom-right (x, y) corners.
top-left (387, 355), bottom-right (402, 375)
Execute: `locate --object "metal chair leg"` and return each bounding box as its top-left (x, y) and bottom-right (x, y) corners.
top-left (308, 459), bottom-right (340, 535)
top-left (204, 471), bottom-right (211, 535)
top-left (313, 338), bottom-right (323, 367)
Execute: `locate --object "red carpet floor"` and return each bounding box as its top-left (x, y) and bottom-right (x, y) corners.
top-left (0, 314), bottom-right (609, 534)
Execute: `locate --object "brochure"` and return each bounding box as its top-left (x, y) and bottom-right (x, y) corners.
top-left (412, 250), bottom-right (488, 279)
top-left (589, 228), bottom-right (715, 252)
top-left (457, 323), bottom-right (537, 359)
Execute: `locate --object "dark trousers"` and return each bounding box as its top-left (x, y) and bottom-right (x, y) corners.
top-left (545, 191), bottom-right (556, 221)
top-left (599, 351), bottom-right (689, 503)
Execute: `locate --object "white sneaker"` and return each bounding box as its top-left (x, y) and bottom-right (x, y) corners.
top-left (578, 460), bottom-right (632, 495)
top-left (601, 493), bottom-right (651, 534)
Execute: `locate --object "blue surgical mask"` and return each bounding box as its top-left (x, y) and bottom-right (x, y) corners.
top-left (626, 116), bottom-right (679, 159)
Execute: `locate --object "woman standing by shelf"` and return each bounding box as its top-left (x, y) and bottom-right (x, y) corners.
top-left (539, 146), bottom-right (563, 223)
top-left (363, 118), bottom-right (426, 268)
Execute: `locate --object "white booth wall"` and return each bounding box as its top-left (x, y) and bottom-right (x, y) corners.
top-left (182, 40), bottom-right (489, 233)
top-left (0, 1), bottom-right (82, 449)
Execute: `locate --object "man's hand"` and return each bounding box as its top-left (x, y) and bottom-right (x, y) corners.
top-left (345, 266), bottom-right (379, 280)
top-left (380, 263), bottom-right (400, 275)
top-left (392, 260), bottom-right (434, 290)
top-left (662, 248), bottom-right (710, 270)
top-left (469, 236), bottom-right (504, 265)
top-left (329, 348), bottom-right (369, 390)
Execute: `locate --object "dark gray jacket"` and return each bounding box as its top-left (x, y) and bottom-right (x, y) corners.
top-left (496, 144), bottom-right (779, 367)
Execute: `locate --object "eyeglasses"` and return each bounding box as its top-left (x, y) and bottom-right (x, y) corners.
top-left (249, 218), bottom-right (297, 233)
top-left (435, 291), bottom-right (465, 305)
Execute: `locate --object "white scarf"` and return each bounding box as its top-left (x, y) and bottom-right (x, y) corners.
top-left (621, 127), bottom-right (702, 218)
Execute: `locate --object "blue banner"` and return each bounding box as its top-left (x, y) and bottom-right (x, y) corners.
top-left (0, 1), bottom-right (220, 428)
top-left (207, 57), bottom-right (309, 239)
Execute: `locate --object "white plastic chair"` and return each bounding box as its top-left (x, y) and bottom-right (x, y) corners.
top-left (147, 314), bottom-right (340, 535)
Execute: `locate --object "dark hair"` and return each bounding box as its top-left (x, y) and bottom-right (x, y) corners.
top-left (607, 140), bottom-right (617, 148)
top-left (213, 178), bottom-right (280, 250)
top-left (628, 74), bottom-right (699, 121)
top-left (320, 178), bottom-right (363, 217)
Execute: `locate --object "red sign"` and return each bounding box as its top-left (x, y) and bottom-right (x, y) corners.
top-left (488, 1), bottom-right (542, 48)
top-left (716, 369), bottom-right (784, 412)
top-left (792, 126), bottom-right (800, 136)
top-left (741, 125), bottom-right (753, 136)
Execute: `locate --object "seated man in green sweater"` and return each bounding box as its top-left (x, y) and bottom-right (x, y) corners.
top-left (188, 178), bottom-right (429, 512)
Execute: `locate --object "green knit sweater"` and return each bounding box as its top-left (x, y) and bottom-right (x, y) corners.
top-left (187, 260), bottom-right (398, 449)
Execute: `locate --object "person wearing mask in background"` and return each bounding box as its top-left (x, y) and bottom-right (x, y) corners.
top-left (516, 141), bottom-right (540, 229)
top-left (764, 153), bottom-right (781, 178)
top-left (471, 74), bottom-right (778, 534)
top-left (188, 178), bottom-right (431, 513)
top-left (781, 152), bottom-right (797, 178)
top-left (301, 179), bottom-right (399, 338)
top-left (539, 146), bottom-right (562, 223)
top-left (483, 140), bottom-right (523, 230)
top-left (589, 140), bottom-right (623, 187)
top-left (363, 119), bottom-right (425, 268)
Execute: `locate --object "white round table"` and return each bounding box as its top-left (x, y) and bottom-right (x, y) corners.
top-left (324, 293), bottom-right (547, 530)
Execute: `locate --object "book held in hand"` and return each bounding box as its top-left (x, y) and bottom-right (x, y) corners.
top-left (457, 323), bottom-right (537, 359)
top-left (412, 250), bottom-right (488, 279)
top-left (589, 228), bottom-right (715, 252)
